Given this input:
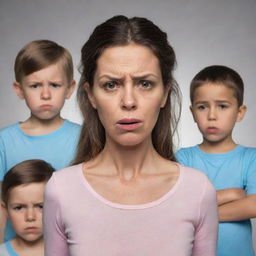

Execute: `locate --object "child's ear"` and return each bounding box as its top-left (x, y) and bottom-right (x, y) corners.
top-left (65, 80), bottom-right (76, 99)
top-left (84, 82), bottom-right (97, 109)
top-left (1, 201), bottom-right (8, 218)
top-left (236, 105), bottom-right (247, 122)
top-left (13, 82), bottom-right (25, 99)
top-left (190, 105), bottom-right (197, 122)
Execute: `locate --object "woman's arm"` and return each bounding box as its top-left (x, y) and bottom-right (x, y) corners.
top-left (192, 178), bottom-right (218, 256)
top-left (43, 174), bottom-right (69, 256)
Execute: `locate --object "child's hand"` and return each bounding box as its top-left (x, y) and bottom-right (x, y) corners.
top-left (217, 188), bottom-right (246, 206)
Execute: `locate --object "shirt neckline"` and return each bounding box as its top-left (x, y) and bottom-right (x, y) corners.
top-left (195, 144), bottom-right (242, 158)
top-left (15, 119), bottom-right (68, 138)
top-left (78, 162), bottom-right (183, 210)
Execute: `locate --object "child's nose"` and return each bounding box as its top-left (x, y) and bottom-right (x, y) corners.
top-left (41, 85), bottom-right (51, 99)
top-left (208, 107), bottom-right (217, 120)
top-left (25, 208), bottom-right (36, 222)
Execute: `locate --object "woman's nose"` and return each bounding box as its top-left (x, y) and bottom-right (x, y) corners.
top-left (121, 85), bottom-right (137, 110)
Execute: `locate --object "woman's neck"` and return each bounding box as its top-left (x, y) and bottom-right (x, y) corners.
top-left (86, 138), bottom-right (164, 181)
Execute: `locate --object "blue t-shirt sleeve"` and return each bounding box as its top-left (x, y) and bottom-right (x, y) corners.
top-left (176, 148), bottom-right (190, 166)
top-left (245, 148), bottom-right (256, 195)
top-left (0, 136), bottom-right (6, 181)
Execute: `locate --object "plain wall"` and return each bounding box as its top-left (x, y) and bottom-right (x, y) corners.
top-left (0, 0), bottom-right (255, 249)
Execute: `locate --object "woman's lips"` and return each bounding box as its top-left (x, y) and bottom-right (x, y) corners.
top-left (116, 118), bottom-right (142, 131)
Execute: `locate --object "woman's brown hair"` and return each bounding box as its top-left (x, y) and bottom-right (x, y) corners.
top-left (73, 15), bottom-right (181, 164)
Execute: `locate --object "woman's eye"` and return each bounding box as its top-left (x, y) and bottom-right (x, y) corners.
top-left (139, 80), bottom-right (152, 89)
top-left (103, 81), bottom-right (117, 90)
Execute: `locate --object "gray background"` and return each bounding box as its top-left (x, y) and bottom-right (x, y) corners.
top-left (0, 0), bottom-right (255, 249)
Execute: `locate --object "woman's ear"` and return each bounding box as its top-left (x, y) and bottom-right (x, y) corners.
top-left (13, 82), bottom-right (25, 99)
top-left (160, 84), bottom-right (171, 108)
top-left (236, 104), bottom-right (247, 122)
top-left (84, 82), bottom-right (97, 109)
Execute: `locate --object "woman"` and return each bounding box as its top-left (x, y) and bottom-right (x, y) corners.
top-left (44, 15), bottom-right (218, 256)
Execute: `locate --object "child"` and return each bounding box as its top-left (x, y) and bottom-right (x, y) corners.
top-left (176, 65), bottom-right (256, 256)
top-left (0, 159), bottom-right (54, 256)
top-left (0, 40), bottom-right (81, 242)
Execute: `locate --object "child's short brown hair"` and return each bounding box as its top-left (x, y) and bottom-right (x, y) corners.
top-left (190, 65), bottom-right (244, 106)
top-left (14, 40), bottom-right (74, 83)
top-left (1, 159), bottom-right (54, 205)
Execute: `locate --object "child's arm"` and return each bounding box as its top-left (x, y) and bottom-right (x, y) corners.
top-left (218, 194), bottom-right (256, 222)
top-left (217, 188), bottom-right (246, 206)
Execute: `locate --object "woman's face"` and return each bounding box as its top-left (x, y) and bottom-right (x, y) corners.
top-left (86, 43), bottom-right (169, 147)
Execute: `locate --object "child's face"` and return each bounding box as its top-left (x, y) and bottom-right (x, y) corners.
top-left (13, 62), bottom-right (75, 121)
top-left (5, 182), bottom-right (46, 242)
top-left (190, 83), bottom-right (246, 144)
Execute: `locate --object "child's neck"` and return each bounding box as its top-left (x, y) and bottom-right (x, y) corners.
top-left (11, 237), bottom-right (44, 256)
top-left (199, 139), bottom-right (237, 154)
top-left (20, 115), bottom-right (65, 136)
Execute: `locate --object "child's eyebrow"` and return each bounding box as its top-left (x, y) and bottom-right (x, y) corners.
top-left (34, 202), bottom-right (44, 205)
top-left (9, 203), bottom-right (26, 206)
top-left (193, 101), bottom-right (208, 105)
top-left (194, 100), bottom-right (231, 105)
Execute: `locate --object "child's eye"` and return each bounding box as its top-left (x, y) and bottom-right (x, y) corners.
top-left (29, 84), bottom-right (39, 89)
top-left (50, 83), bottom-right (61, 88)
top-left (197, 105), bottom-right (206, 110)
top-left (219, 104), bottom-right (228, 109)
top-left (13, 205), bottom-right (23, 211)
top-left (138, 80), bottom-right (153, 89)
top-left (102, 81), bottom-right (118, 91)
top-left (35, 204), bottom-right (44, 210)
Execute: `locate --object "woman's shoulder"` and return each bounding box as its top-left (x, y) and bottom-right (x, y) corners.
top-left (46, 164), bottom-right (83, 192)
top-left (53, 164), bottom-right (82, 179)
top-left (179, 164), bottom-right (214, 189)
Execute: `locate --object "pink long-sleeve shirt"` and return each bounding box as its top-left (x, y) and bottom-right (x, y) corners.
top-left (44, 164), bottom-right (218, 256)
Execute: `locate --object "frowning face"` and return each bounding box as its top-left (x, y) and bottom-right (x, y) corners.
top-left (86, 43), bottom-right (169, 147)
top-left (6, 182), bottom-right (46, 243)
top-left (191, 83), bottom-right (246, 145)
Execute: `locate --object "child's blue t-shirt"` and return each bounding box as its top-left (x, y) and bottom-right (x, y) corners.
top-left (176, 145), bottom-right (256, 256)
top-left (0, 240), bottom-right (18, 256)
top-left (0, 119), bottom-right (81, 241)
